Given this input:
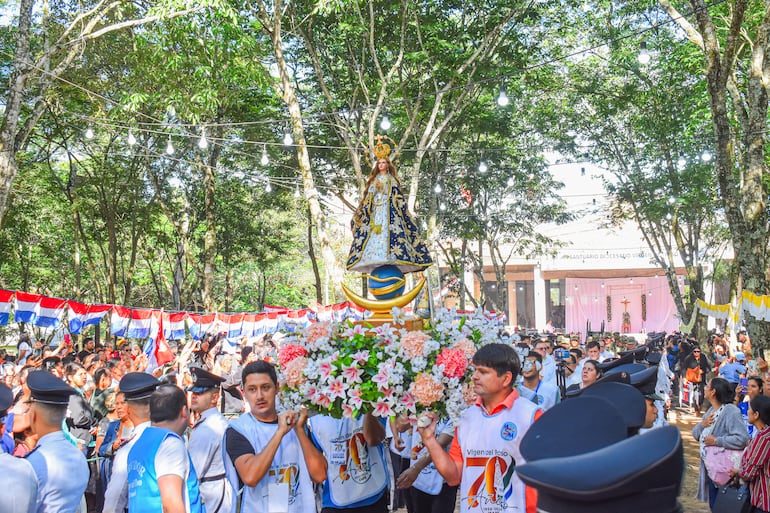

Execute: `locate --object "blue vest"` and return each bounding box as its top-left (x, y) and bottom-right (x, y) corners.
top-left (127, 426), bottom-right (203, 513)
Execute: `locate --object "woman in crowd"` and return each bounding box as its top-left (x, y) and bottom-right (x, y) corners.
top-left (693, 377), bottom-right (750, 509)
top-left (734, 394), bottom-right (770, 513)
top-left (97, 391), bottom-right (133, 491)
top-left (566, 359), bottom-right (601, 394)
top-left (737, 376), bottom-right (764, 437)
top-left (685, 345), bottom-right (712, 415)
top-left (64, 362), bottom-right (96, 451)
top-left (90, 367), bottom-right (114, 420)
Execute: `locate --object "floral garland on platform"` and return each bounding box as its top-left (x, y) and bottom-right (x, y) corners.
top-left (641, 293), bottom-right (647, 322)
top-left (278, 308), bottom-right (504, 422)
top-left (606, 295), bottom-right (612, 322)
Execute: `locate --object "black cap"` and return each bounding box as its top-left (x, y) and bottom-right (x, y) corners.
top-left (597, 351), bottom-right (635, 373)
top-left (120, 372), bottom-right (160, 401)
top-left (631, 366), bottom-right (663, 401)
top-left (517, 425), bottom-right (684, 513)
top-left (27, 371), bottom-right (77, 405)
top-left (188, 367), bottom-right (226, 393)
top-left (604, 363), bottom-right (647, 376)
top-left (0, 383), bottom-right (13, 415)
top-left (618, 346), bottom-right (649, 361)
top-left (646, 352), bottom-right (662, 365)
top-left (566, 371), bottom-right (631, 398)
top-left (521, 396), bottom-right (627, 462)
top-left (580, 382), bottom-right (647, 435)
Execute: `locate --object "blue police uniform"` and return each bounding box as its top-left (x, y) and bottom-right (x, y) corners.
top-left (128, 426), bottom-right (203, 513)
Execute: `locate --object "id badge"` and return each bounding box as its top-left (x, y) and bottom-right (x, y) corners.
top-left (330, 441), bottom-right (347, 466)
top-left (268, 481), bottom-right (289, 513)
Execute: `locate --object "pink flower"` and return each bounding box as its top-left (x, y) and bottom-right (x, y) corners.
top-left (278, 344), bottom-right (308, 366)
top-left (411, 373), bottom-right (445, 406)
top-left (400, 331), bottom-right (431, 358)
top-left (314, 393), bottom-right (332, 409)
top-left (372, 366), bottom-right (392, 390)
top-left (451, 338), bottom-right (477, 358)
top-left (282, 357), bottom-right (307, 387)
top-left (327, 376), bottom-right (346, 400)
top-left (342, 404), bottom-right (355, 418)
top-left (400, 392), bottom-right (416, 410)
top-left (348, 388), bottom-right (364, 409)
top-left (462, 382), bottom-right (477, 406)
top-left (304, 322), bottom-right (332, 346)
top-left (352, 350), bottom-right (370, 365)
top-left (342, 324), bottom-right (367, 338)
top-left (373, 399), bottom-right (394, 417)
top-left (343, 364), bottom-right (362, 383)
top-left (436, 348), bottom-right (468, 379)
top-left (319, 360), bottom-right (333, 379)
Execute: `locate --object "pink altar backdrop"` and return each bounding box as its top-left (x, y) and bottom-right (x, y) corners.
top-left (564, 277), bottom-right (680, 334)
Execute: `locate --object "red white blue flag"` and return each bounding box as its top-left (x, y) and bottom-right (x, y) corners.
top-left (68, 301), bottom-right (112, 334)
top-left (162, 311), bottom-right (187, 340)
top-left (188, 313), bottom-right (215, 340)
top-left (110, 306), bottom-right (154, 339)
top-left (14, 292), bottom-right (67, 328)
top-left (144, 310), bottom-right (174, 372)
top-left (0, 290), bottom-right (12, 326)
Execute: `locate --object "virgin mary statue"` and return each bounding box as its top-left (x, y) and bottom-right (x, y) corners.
top-left (346, 137), bottom-right (432, 274)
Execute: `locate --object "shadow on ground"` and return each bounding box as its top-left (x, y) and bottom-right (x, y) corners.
top-left (670, 407), bottom-right (711, 513)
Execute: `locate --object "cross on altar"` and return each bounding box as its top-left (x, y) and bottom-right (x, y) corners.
top-left (621, 297), bottom-right (630, 311)
top-left (620, 297), bottom-right (631, 333)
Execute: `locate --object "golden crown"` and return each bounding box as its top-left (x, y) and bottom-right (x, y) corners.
top-left (372, 135), bottom-right (393, 160)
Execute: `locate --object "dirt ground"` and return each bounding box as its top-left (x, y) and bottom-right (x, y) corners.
top-left (671, 406), bottom-right (712, 513)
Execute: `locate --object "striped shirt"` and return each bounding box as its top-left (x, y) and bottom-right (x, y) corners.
top-left (741, 425), bottom-right (770, 510)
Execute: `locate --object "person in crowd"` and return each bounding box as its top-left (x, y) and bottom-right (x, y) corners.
top-left (396, 416), bottom-right (457, 513)
top-left (127, 384), bottom-right (203, 512)
top-left (732, 394), bottom-right (770, 513)
top-left (17, 332), bottom-right (32, 366)
top-left (518, 351), bottom-right (560, 411)
top-left (42, 356), bottom-right (63, 379)
top-left (737, 376), bottom-right (764, 438)
top-left (718, 352), bottom-right (747, 392)
top-left (0, 381), bottom-right (38, 513)
top-left (188, 367), bottom-right (234, 513)
top-left (693, 377), bottom-right (750, 509)
top-left (389, 415), bottom-right (412, 511)
top-left (685, 345), bottom-right (712, 415)
top-left (97, 391), bottom-right (133, 492)
top-left (309, 411), bottom-right (389, 512)
top-left (90, 367), bottom-right (114, 421)
top-left (417, 343), bottom-right (542, 513)
top-left (78, 337), bottom-right (95, 362)
top-left (531, 338), bottom-right (556, 384)
top-left (223, 360), bottom-right (327, 512)
top-left (25, 370), bottom-right (89, 512)
top-left (566, 359), bottom-right (601, 394)
top-left (103, 372), bottom-right (160, 513)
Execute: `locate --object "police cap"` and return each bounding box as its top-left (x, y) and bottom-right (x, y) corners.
top-left (27, 370), bottom-right (77, 405)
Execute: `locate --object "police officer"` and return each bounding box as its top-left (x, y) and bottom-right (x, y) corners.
top-left (0, 381), bottom-right (37, 513)
top-left (103, 372), bottom-right (160, 513)
top-left (25, 371), bottom-right (89, 513)
top-left (188, 367), bottom-right (233, 513)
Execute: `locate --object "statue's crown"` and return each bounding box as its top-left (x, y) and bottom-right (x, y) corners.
top-left (373, 135), bottom-right (392, 160)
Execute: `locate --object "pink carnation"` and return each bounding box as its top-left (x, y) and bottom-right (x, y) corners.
top-left (278, 344), bottom-right (308, 366)
top-left (304, 322), bottom-right (332, 346)
top-left (282, 357), bottom-right (307, 387)
top-left (411, 373), bottom-right (445, 406)
top-left (462, 382), bottom-right (477, 406)
top-left (400, 331), bottom-right (431, 358)
top-left (451, 338), bottom-right (477, 358)
top-left (436, 348), bottom-right (468, 379)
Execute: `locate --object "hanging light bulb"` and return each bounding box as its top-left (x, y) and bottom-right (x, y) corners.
top-left (434, 182), bottom-right (442, 193)
top-left (677, 151), bottom-right (686, 169)
top-left (600, 282), bottom-right (605, 288)
top-left (701, 149), bottom-right (712, 162)
top-left (294, 186), bottom-right (301, 198)
top-left (198, 127), bottom-right (208, 150)
top-left (439, 202), bottom-right (446, 211)
top-left (166, 137), bottom-right (175, 155)
top-left (127, 131), bottom-right (136, 146)
top-left (630, 278), bottom-right (634, 284)
top-left (638, 41), bottom-right (651, 64)
top-left (478, 160), bottom-right (488, 173)
top-left (496, 83), bottom-right (509, 107)
top-left (648, 291), bottom-right (653, 296)
top-left (668, 196), bottom-right (676, 205)
top-left (265, 181), bottom-right (272, 193)
top-left (261, 144), bottom-right (269, 166)
top-left (85, 126), bottom-right (94, 139)
top-left (666, 213), bottom-right (672, 220)
top-left (507, 177), bottom-right (514, 187)
top-left (380, 111), bottom-right (392, 131)
top-left (283, 132), bottom-right (293, 146)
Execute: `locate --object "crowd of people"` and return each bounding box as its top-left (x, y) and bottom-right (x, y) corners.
top-left (0, 325), bottom-right (767, 513)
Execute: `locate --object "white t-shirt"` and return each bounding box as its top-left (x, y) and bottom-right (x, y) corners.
top-left (17, 341), bottom-right (31, 365)
top-left (155, 436), bottom-right (194, 511)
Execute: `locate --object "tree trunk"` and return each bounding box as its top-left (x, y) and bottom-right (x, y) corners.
top-left (307, 208), bottom-right (322, 304)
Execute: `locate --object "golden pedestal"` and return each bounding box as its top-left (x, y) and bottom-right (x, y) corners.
top-left (341, 276), bottom-right (426, 320)
top-left (352, 318), bottom-right (425, 331)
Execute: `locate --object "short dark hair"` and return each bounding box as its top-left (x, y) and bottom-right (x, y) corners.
top-left (710, 377), bottom-right (735, 405)
top-left (751, 395), bottom-right (770, 425)
top-left (241, 346), bottom-right (254, 362)
top-left (570, 348), bottom-right (583, 360)
top-left (586, 341), bottom-right (600, 352)
top-left (526, 351), bottom-right (542, 364)
top-left (64, 362), bottom-right (84, 380)
top-left (472, 343), bottom-right (520, 381)
top-left (242, 360), bottom-right (278, 386)
top-left (150, 385), bottom-right (187, 423)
